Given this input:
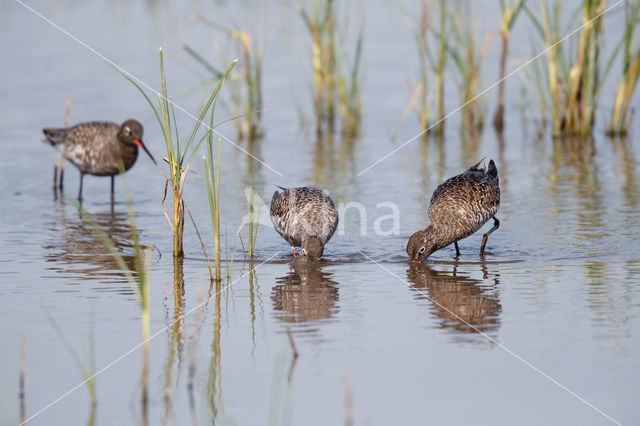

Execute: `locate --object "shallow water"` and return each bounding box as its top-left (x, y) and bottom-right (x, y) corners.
top-left (2, 0), bottom-right (640, 425)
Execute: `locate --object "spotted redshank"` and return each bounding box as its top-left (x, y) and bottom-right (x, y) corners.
top-left (43, 120), bottom-right (156, 202)
top-left (270, 186), bottom-right (339, 261)
top-left (407, 159), bottom-right (500, 261)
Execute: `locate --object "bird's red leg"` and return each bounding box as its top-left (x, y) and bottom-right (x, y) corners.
top-left (292, 246), bottom-right (296, 258)
top-left (480, 216), bottom-right (500, 256)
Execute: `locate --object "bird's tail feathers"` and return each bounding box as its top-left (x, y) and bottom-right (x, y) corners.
top-left (487, 159), bottom-right (498, 178)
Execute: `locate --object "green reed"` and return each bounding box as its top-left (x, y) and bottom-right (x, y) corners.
top-left (300, 0), bottom-right (363, 135)
top-left (400, 0), bottom-right (430, 140)
top-left (525, 0), bottom-right (607, 138)
top-left (119, 47), bottom-right (236, 257)
top-left (494, 0), bottom-right (525, 131)
top-left (397, 0), bottom-right (447, 138)
top-left (225, 226), bottom-right (235, 280)
top-left (336, 27), bottom-right (364, 137)
top-left (204, 136), bottom-right (222, 282)
top-left (448, 1), bottom-right (498, 132)
top-left (191, 17), bottom-right (265, 143)
top-left (434, 0), bottom-right (447, 136)
top-left (609, 0), bottom-right (640, 136)
top-left (518, 43), bottom-right (552, 133)
top-left (247, 189), bottom-right (258, 260)
top-left (245, 184), bottom-right (263, 260)
top-left (301, 0), bottom-right (337, 134)
top-left (567, 0), bottom-right (605, 137)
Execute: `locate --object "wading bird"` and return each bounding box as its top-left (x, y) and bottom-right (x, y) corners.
top-left (43, 119), bottom-right (156, 202)
top-left (407, 159), bottom-right (500, 262)
top-left (270, 186), bottom-right (339, 261)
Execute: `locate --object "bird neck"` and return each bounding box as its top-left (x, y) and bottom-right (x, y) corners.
top-left (116, 141), bottom-right (138, 170)
top-left (423, 224), bottom-right (447, 252)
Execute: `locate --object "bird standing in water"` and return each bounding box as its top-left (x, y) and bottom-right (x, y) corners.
top-left (407, 159), bottom-right (500, 262)
top-left (270, 186), bottom-right (339, 261)
top-left (43, 119), bottom-right (156, 202)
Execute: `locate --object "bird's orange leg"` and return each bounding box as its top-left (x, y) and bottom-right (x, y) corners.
top-left (480, 216), bottom-right (500, 256)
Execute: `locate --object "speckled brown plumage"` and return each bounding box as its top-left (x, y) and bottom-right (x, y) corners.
top-left (43, 119), bottom-right (156, 202)
top-left (407, 159), bottom-right (501, 261)
top-left (270, 186), bottom-right (339, 260)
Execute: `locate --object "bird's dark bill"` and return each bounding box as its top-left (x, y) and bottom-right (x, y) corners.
top-left (135, 140), bottom-right (158, 165)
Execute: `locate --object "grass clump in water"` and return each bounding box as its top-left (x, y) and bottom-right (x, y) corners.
top-left (448, 1), bottom-right (498, 132)
top-left (398, 0), bottom-right (448, 139)
top-left (608, 0), bottom-right (640, 136)
top-left (300, 0), bottom-right (364, 136)
top-left (189, 16), bottom-right (265, 144)
top-left (119, 47), bottom-right (236, 258)
top-left (493, 0), bottom-right (525, 131)
top-left (204, 137), bottom-right (222, 282)
top-left (525, 0), bottom-right (608, 138)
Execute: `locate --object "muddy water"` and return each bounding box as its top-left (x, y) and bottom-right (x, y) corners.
top-left (2, 1), bottom-right (640, 425)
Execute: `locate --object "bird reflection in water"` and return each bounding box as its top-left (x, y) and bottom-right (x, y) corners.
top-left (44, 205), bottom-right (139, 289)
top-left (407, 262), bottom-right (501, 342)
top-left (272, 261), bottom-right (339, 327)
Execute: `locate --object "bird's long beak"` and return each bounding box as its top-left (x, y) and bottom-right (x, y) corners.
top-left (135, 139), bottom-right (158, 165)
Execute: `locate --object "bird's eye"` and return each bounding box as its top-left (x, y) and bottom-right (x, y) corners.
top-left (418, 247), bottom-right (425, 254)
top-left (123, 126), bottom-right (130, 135)
top-left (301, 249), bottom-right (307, 256)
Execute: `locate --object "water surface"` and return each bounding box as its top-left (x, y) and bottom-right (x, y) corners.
top-left (1, 1), bottom-right (639, 425)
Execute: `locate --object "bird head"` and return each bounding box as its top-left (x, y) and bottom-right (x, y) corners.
top-left (301, 237), bottom-right (324, 261)
top-left (406, 228), bottom-right (438, 263)
top-left (119, 120), bottom-right (157, 165)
